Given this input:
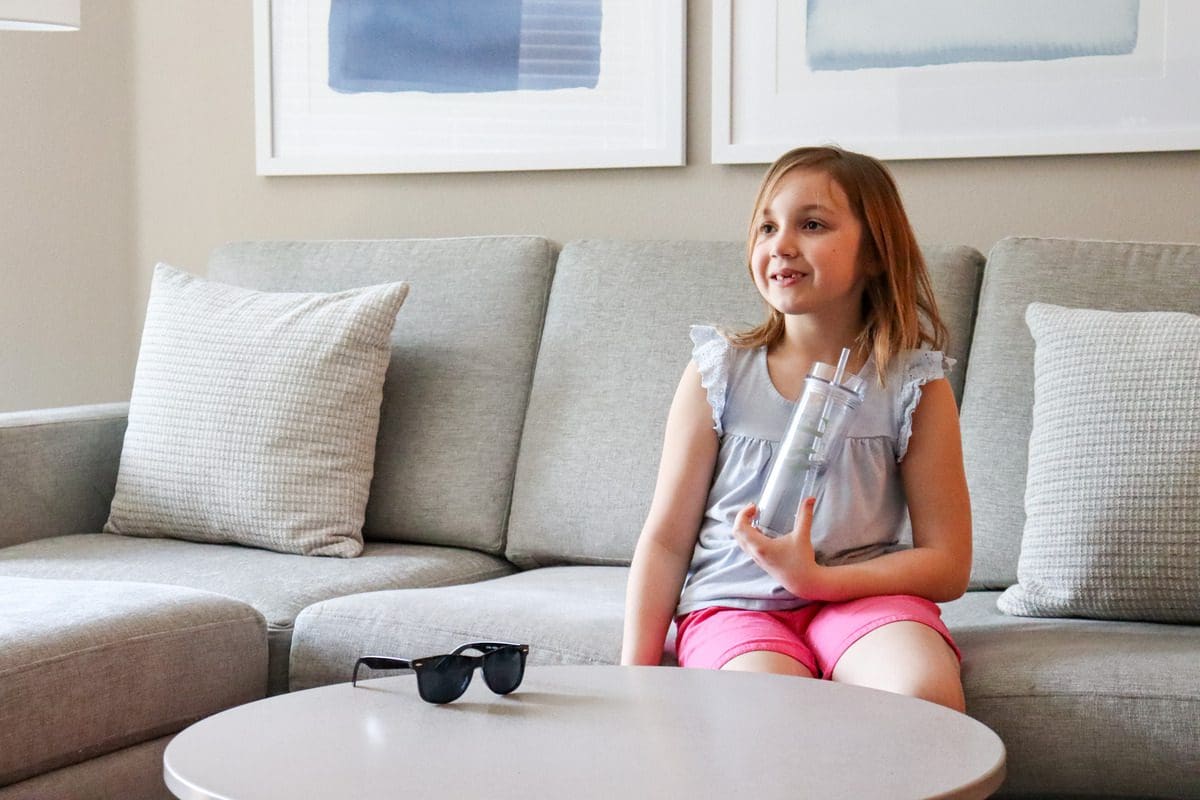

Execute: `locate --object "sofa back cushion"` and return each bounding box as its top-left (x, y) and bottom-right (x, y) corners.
top-left (208, 237), bottom-right (556, 554)
top-left (961, 237), bottom-right (1200, 589)
top-left (505, 240), bottom-right (985, 567)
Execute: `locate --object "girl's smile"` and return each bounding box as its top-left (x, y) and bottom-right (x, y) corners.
top-left (769, 267), bottom-right (807, 287)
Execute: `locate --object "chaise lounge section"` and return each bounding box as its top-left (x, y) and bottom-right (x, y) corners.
top-left (0, 578), bottom-right (265, 800)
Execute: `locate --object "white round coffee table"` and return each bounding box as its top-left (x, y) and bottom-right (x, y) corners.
top-left (164, 665), bottom-right (1005, 799)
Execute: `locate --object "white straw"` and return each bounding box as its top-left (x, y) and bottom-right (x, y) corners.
top-left (832, 347), bottom-right (851, 386)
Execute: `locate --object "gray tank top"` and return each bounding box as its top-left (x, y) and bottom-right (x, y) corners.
top-left (676, 325), bottom-right (953, 615)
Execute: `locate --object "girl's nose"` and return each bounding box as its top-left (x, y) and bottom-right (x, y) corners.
top-left (772, 232), bottom-right (797, 258)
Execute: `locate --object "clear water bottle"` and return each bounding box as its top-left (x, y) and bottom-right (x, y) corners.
top-left (755, 351), bottom-right (867, 537)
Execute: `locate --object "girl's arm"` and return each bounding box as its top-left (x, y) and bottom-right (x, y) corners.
top-left (621, 361), bottom-right (719, 665)
top-left (733, 377), bottom-right (972, 603)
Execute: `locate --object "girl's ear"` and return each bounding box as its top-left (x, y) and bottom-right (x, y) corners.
top-left (858, 231), bottom-right (887, 278)
top-left (858, 250), bottom-right (884, 278)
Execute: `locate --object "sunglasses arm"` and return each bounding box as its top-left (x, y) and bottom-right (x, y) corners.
top-left (450, 641), bottom-right (526, 656)
top-left (352, 656), bottom-right (415, 687)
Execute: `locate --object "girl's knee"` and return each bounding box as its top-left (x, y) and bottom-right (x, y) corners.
top-left (831, 620), bottom-right (965, 711)
top-left (905, 671), bottom-right (966, 713)
top-left (844, 662), bottom-right (965, 712)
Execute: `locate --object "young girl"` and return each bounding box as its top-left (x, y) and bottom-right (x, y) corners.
top-left (620, 146), bottom-right (972, 712)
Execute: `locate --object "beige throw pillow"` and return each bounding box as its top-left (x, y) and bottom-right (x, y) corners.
top-left (104, 264), bottom-right (408, 557)
top-left (997, 303), bottom-right (1200, 622)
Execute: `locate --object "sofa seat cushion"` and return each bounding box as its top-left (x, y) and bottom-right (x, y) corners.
top-left (289, 566), bottom-right (632, 691)
top-left (0, 577), bottom-right (266, 788)
top-left (941, 591), bottom-right (1200, 798)
top-left (0, 534), bottom-right (516, 694)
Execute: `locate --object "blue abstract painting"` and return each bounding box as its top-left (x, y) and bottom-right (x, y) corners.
top-left (806, 0), bottom-right (1139, 71)
top-left (328, 0), bottom-right (602, 94)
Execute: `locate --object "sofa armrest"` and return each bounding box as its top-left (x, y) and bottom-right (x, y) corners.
top-left (0, 402), bottom-right (128, 548)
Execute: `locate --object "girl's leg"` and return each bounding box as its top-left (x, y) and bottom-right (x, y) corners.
top-left (676, 606), bottom-right (819, 677)
top-left (722, 650), bottom-right (814, 678)
top-left (805, 595), bottom-right (965, 711)
top-left (829, 620), bottom-right (965, 712)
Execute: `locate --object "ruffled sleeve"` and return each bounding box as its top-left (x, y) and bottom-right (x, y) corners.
top-left (689, 325), bottom-right (730, 437)
top-left (896, 348), bottom-right (956, 461)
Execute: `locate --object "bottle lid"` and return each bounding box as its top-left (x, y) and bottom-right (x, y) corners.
top-left (808, 361), bottom-right (867, 399)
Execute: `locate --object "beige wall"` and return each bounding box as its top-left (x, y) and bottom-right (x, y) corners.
top-left (130, 0), bottom-right (1200, 287)
top-left (5, 0), bottom-right (1199, 412)
top-left (0, 1), bottom-right (135, 412)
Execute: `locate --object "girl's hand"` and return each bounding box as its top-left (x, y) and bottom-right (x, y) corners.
top-left (732, 498), bottom-right (829, 600)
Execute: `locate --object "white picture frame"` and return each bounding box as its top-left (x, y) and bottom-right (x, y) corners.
top-left (712, 0), bottom-right (1200, 163)
top-left (255, 0), bottom-right (686, 175)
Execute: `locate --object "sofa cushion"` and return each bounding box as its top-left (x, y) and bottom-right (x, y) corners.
top-left (505, 240), bottom-right (985, 567)
top-left (998, 304), bottom-right (1200, 623)
top-left (941, 591), bottom-right (1200, 798)
top-left (0, 534), bottom-right (515, 695)
top-left (960, 237), bottom-right (1200, 589)
top-left (207, 237), bottom-right (556, 555)
top-left (105, 264), bottom-right (408, 557)
top-left (288, 566), bottom-right (631, 691)
top-left (0, 577), bottom-right (266, 788)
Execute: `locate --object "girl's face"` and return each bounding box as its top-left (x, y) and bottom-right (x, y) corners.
top-left (750, 168), bottom-right (868, 323)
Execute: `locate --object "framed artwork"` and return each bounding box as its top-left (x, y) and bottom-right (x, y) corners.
top-left (712, 0), bottom-right (1200, 163)
top-left (255, 0), bottom-right (685, 175)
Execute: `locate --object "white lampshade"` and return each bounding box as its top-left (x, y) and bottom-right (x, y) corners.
top-left (0, 0), bottom-right (79, 30)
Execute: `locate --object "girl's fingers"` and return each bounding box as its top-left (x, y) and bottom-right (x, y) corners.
top-left (733, 504), bottom-right (756, 536)
top-left (733, 504), bottom-right (763, 554)
top-left (792, 496), bottom-right (816, 536)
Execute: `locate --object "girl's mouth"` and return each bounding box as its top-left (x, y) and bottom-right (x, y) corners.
top-left (771, 269), bottom-right (807, 287)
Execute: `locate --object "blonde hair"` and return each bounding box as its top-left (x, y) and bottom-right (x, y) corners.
top-left (729, 146), bottom-right (948, 384)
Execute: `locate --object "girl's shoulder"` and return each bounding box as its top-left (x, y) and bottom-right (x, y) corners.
top-left (689, 325), bottom-right (731, 437)
top-left (688, 324), bottom-right (729, 365)
top-left (882, 346), bottom-right (954, 387)
top-left (688, 325), bottom-right (762, 438)
top-left (891, 346), bottom-right (956, 461)
top-left (689, 324), bottom-right (762, 358)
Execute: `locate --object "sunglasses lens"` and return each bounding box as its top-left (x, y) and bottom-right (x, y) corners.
top-left (482, 647), bottom-right (525, 695)
top-left (416, 655), bottom-right (473, 704)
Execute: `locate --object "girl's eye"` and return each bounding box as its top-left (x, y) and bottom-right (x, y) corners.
top-left (759, 222), bottom-right (777, 234)
top-left (802, 219), bottom-right (825, 231)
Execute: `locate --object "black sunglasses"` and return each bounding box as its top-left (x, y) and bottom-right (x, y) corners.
top-left (352, 642), bottom-right (530, 704)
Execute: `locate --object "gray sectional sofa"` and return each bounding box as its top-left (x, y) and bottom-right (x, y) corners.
top-left (1, 236), bottom-right (1196, 799)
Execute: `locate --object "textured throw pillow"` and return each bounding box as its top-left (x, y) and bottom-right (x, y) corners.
top-left (997, 303), bottom-right (1200, 622)
top-left (104, 264), bottom-right (409, 557)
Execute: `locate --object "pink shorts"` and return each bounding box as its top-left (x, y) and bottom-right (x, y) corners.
top-left (675, 595), bottom-right (960, 678)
